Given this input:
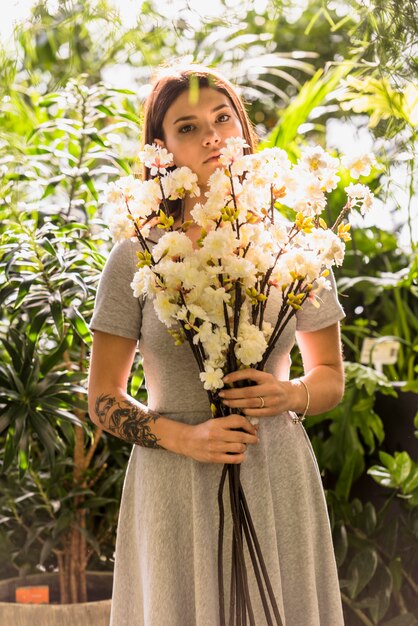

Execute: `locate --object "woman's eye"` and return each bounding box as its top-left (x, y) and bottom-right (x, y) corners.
top-left (179, 124), bottom-right (194, 134)
top-left (217, 114), bottom-right (230, 123)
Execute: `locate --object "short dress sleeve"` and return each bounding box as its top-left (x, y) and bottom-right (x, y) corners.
top-left (295, 271), bottom-right (345, 332)
top-left (90, 239), bottom-right (142, 340)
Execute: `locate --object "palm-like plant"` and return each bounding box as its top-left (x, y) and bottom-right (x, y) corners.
top-left (0, 78), bottom-right (141, 603)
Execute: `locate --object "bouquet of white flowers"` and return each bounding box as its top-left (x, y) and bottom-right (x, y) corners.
top-left (104, 137), bottom-right (375, 625)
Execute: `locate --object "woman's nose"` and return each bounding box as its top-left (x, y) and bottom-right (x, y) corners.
top-left (203, 126), bottom-right (221, 146)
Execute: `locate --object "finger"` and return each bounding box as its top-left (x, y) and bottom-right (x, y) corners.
top-left (223, 369), bottom-right (268, 385)
top-left (227, 442), bottom-right (248, 454)
top-left (203, 452), bottom-right (246, 465)
top-left (219, 384), bottom-right (270, 400)
top-left (221, 396), bottom-right (270, 410)
top-left (220, 453), bottom-right (246, 464)
top-left (223, 431), bottom-right (259, 445)
top-left (220, 414), bottom-right (258, 434)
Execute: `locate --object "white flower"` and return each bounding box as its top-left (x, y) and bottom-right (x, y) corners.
top-left (259, 147), bottom-right (291, 168)
top-left (219, 136), bottom-right (249, 166)
top-left (106, 212), bottom-right (135, 242)
top-left (207, 169), bottom-right (231, 196)
top-left (162, 167), bottom-right (200, 200)
top-left (230, 154), bottom-right (252, 177)
top-left (315, 275), bottom-right (332, 291)
top-left (175, 257), bottom-right (206, 291)
top-left (187, 303), bottom-right (210, 322)
top-left (131, 266), bottom-right (154, 297)
top-left (192, 320), bottom-right (213, 345)
top-left (138, 144), bottom-right (173, 176)
top-left (126, 178), bottom-right (162, 220)
top-left (201, 326), bottom-right (229, 364)
top-left (342, 152), bottom-right (376, 179)
top-left (106, 181), bottom-right (124, 205)
top-left (284, 249), bottom-right (322, 282)
top-left (153, 231), bottom-right (194, 262)
top-left (223, 255), bottom-right (257, 285)
top-left (153, 292), bottom-right (180, 327)
top-left (300, 146), bottom-right (339, 176)
top-left (105, 176), bottom-right (143, 207)
top-left (345, 183), bottom-right (374, 215)
top-left (200, 227), bottom-right (238, 260)
top-left (293, 174), bottom-right (326, 216)
top-left (321, 235), bottom-right (345, 267)
top-left (270, 222), bottom-right (289, 247)
top-left (245, 246), bottom-right (275, 274)
top-left (261, 321), bottom-right (273, 342)
top-left (200, 364), bottom-right (225, 391)
top-left (235, 322), bottom-right (267, 366)
top-left (198, 288), bottom-right (232, 326)
top-left (191, 195), bottom-right (223, 228)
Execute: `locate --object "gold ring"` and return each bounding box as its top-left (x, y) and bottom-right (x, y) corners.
top-left (258, 396), bottom-right (265, 409)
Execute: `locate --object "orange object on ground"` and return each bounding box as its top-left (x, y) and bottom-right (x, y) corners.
top-left (15, 585), bottom-right (50, 604)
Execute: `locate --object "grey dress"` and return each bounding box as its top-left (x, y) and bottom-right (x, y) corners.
top-left (90, 236), bottom-right (346, 626)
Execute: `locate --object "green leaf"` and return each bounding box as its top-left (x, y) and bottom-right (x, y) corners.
top-left (367, 564), bottom-right (393, 623)
top-left (68, 307), bottom-right (92, 345)
top-left (0, 407), bottom-right (14, 433)
top-left (358, 501), bottom-right (377, 535)
top-left (89, 132), bottom-right (109, 148)
top-left (3, 431), bottom-right (16, 471)
top-left (392, 451), bottom-right (413, 484)
top-left (81, 172), bottom-right (98, 201)
top-left (382, 614), bottom-right (418, 626)
top-left (40, 335), bottom-right (69, 374)
top-left (403, 466), bottom-right (418, 494)
top-left (336, 450), bottom-right (364, 500)
top-left (130, 366), bottom-right (144, 397)
top-left (118, 111), bottom-right (142, 125)
top-left (368, 465), bottom-right (394, 488)
top-left (109, 88), bottom-right (137, 95)
top-left (388, 557), bottom-right (403, 592)
top-left (379, 451), bottom-right (396, 471)
top-left (41, 176), bottom-right (66, 199)
top-left (112, 156), bottom-right (131, 174)
top-left (346, 548), bottom-right (378, 598)
top-left (28, 309), bottom-right (50, 343)
top-left (50, 297), bottom-right (64, 336)
top-left (332, 522), bottom-right (348, 567)
top-left (30, 412), bottom-right (59, 465)
top-left (95, 104), bottom-right (115, 116)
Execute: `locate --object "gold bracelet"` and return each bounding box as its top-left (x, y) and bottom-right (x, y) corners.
top-left (292, 378), bottom-right (310, 424)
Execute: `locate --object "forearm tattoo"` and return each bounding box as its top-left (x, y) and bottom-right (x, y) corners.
top-left (94, 394), bottom-right (162, 449)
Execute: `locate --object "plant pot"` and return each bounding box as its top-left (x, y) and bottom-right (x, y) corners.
top-left (374, 384), bottom-right (418, 457)
top-left (0, 571), bottom-right (112, 626)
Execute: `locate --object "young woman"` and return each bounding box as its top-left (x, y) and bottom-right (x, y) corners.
top-left (88, 64), bottom-right (346, 626)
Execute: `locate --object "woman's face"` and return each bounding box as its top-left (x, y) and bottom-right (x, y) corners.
top-left (157, 87), bottom-right (244, 188)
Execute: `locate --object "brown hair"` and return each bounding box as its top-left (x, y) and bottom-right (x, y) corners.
top-left (142, 63), bottom-right (257, 186)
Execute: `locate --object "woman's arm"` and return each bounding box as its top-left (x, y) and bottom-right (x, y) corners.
top-left (88, 330), bottom-right (258, 463)
top-left (218, 323), bottom-right (344, 418)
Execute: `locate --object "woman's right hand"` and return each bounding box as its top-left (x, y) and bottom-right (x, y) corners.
top-left (178, 414), bottom-right (259, 464)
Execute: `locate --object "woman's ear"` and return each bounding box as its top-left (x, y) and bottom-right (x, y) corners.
top-left (154, 138), bottom-right (175, 167)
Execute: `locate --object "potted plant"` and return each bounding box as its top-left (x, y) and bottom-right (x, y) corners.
top-left (337, 251), bottom-right (418, 459)
top-left (0, 77), bottom-right (141, 619)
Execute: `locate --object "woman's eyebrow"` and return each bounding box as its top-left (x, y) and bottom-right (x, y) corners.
top-left (173, 103), bottom-right (231, 125)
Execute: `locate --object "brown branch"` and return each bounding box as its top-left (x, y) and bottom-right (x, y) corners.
top-left (83, 425), bottom-right (104, 473)
top-left (341, 593), bottom-right (374, 626)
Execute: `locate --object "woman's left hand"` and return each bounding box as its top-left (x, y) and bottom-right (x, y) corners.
top-left (218, 369), bottom-right (290, 418)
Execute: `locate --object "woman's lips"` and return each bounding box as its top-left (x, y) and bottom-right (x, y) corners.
top-left (204, 154), bottom-right (221, 163)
